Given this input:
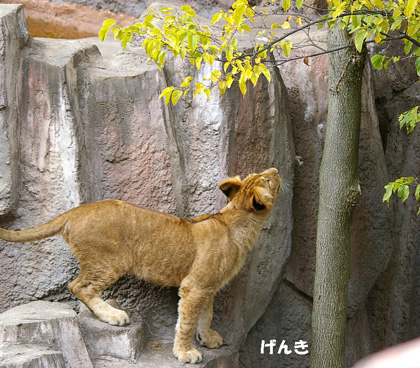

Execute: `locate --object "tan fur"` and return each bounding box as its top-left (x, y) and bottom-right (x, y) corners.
top-left (0, 168), bottom-right (281, 363)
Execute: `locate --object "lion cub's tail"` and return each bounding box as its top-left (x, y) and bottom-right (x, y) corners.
top-left (0, 215), bottom-right (66, 243)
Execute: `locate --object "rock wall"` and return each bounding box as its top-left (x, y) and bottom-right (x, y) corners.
top-left (0, 3), bottom-right (420, 368)
top-left (239, 32), bottom-right (420, 368)
top-left (0, 2), bottom-right (294, 365)
top-left (55, 0), bottom-right (237, 19)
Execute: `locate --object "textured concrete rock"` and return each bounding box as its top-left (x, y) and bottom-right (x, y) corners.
top-left (1, 3), bottom-right (420, 368)
top-left (369, 40), bottom-right (420, 349)
top-left (0, 0), bottom-right (137, 38)
top-left (55, 0), bottom-right (236, 19)
top-left (0, 300), bottom-right (238, 368)
top-left (279, 36), bottom-right (329, 299)
top-left (0, 4), bottom-right (28, 218)
top-left (0, 344), bottom-right (66, 368)
top-left (0, 301), bottom-right (93, 368)
top-left (94, 343), bottom-right (238, 368)
top-left (239, 282), bottom-right (312, 368)
top-left (78, 303), bottom-right (145, 361)
top-left (0, 3), bottom-right (294, 365)
top-left (213, 63), bottom-right (294, 348)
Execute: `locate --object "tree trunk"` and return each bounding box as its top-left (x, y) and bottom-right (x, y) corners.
top-left (310, 27), bottom-right (366, 368)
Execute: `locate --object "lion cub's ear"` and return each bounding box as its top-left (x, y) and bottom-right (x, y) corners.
top-left (218, 176), bottom-right (242, 201)
top-left (251, 186), bottom-right (273, 211)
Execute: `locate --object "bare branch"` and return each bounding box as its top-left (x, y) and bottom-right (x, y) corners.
top-left (265, 35), bottom-right (405, 67)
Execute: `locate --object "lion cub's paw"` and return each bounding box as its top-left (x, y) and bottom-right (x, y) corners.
top-left (173, 347), bottom-right (203, 364)
top-left (196, 329), bottom-right (223, 348)
top-left (100, 309), bottom-right (130, 326)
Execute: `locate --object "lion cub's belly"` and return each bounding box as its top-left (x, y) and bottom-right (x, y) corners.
top-left (132, 253), bottom-right (193, 287)
top-left (130, 236), bottom-right (196, 288)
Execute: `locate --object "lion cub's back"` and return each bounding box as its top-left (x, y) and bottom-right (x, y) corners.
top-left (65, 200), bottom-right (197, 287)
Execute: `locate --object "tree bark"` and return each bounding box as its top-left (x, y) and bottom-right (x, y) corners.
top-left (310, 27), bottom-right (366, 368)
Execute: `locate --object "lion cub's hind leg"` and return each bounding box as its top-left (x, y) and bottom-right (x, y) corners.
top-left (69, 268), bottom-right (129, 326)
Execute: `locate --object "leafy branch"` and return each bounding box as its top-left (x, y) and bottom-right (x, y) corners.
top-left (99, 0), bottom-right (420, 105)
top-left (383, 106), bottom-right (420, 213)
top-left (383, 177), bottom-right (420, 214)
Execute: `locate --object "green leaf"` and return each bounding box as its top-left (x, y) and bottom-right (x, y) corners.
top-left (405, 0), bottom-right (418, 17)
top-left (404, 40), bottom-right (413, 55)
top-left (397, 185), bottom-right (410, 203)
top-left (194, 55), bottom-right (202, 69)
top-left (203, 52), bottom-right (215, 65)
top-left (159, 86), bottom-right (174, 105)
top-left (233, 4), bottom-right (246, 25)
top-left (296, 0), bottom-right (304, 9)
top-left (416, 57), bottom-right (420, 77)
top-left (332, 2), bottom-right (346, 19)
top-left (210, 70), bottom-right (222, 83)
top-left (371, 54), bottom-right (384, 70)
top-left (351, 15), bottom-right (361, 30)
top-left (218, 79), bottom-right (227, 95)
top-left (383, 183), bottom-right (394, 203)
top-left (188, 34), bottom-right (198, 52)
top-left (181, 5), bottom-right (196, 18)
top-left (226, 74), bottom-right (234, 88)
top-left (99, 19), bottom-right (116, 41)
top-left (281, 21), bottom-right (291, 29)
top-left (180, 76), bottom-right (193, 87)
top-left (354, 29), bottom-right (367, 52)
top-left (204, 88), bottom-right (212, 100)
top-left (171, 89), bottom-right (183, 105)
top-left (259, 64), bottom-right (271, 83)
top-left (408, 21), bottom-right (420, 39)
top-left (226, 46), bottom-right (234, 61)
top-left (415, 184), bottom-right (420, 201)
top-left (391, 15), bottom-right (403, 31)
top-left (239, 79), bottom-right (247, 96)
top-left (281, 42), bottom-right (292, 57)
top-left (283, 0), bottom-right (291, 12)
top-left (144, 14), bottom-right (156, 26)
top-left (211, 12), bottom-right (222, 25)
top-left (399, 106), bottom-right (420, 133)
top-left (121, 33), bottom-right (131, 50)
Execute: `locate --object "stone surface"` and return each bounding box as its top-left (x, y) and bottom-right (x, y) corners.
top-left (94, 343), bottom-right (238, 368)
top-left (0, 300), bottom-right (237, 367)
top-left (0, 3), bottom-right (294, 366)
top-left (0, 0), bottom-right (137, 38)
top-left (0, 4), bottom-right (28, 218)
top-left (0, 3), bottom-right (420, 368)
top-left (55, 0), bottom-right (236, 19)
top-left (239, 26), bottom-right (420, 368)
top-left (239, 282), bottom-right (312, 368)
top-left (78, 304), bottom-right (146, 361)
top-left (0, 301), bottom-right (93, 368)
top-left (0, 344), bottom-right (66, 368)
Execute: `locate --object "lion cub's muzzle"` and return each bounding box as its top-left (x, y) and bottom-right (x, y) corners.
top-left (263, 168), bottom-right (282, 194)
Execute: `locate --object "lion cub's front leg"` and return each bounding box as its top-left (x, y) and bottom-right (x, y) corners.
top-left (173, 282), bottom-right (218, 364)
top-left (196, 297), bottom-right (223, 349)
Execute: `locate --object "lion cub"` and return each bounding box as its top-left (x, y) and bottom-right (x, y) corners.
top-left (0, 168), bottom-right (281, 363)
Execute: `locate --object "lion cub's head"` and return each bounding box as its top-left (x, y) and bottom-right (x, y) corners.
top-left (219, 168), bottom-right (281, 213)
